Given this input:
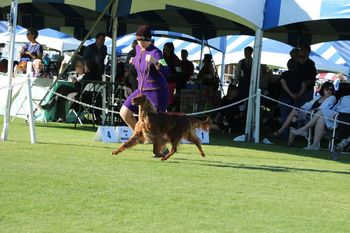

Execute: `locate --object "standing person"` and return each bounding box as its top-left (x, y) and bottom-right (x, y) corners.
top-left (234, 46), bottom-right (253, 100)
top-left (163, 42), bottom-right (182, 110)
top-left (287, 48), bottom-right (299, 70)
top-left (125, 39), bottom-right (138, 91)
top-left (19, 28), bottom-right (43, 62)
top-left (333, 73), bottom-right (345, 91)
top-left (279, 60), bottom-right (306, 136)
top-left (297, 45), bottom-right (317, 103)
top-left (180, 49), bottom-right (194, 90)
top-left (120, 25), bottom-right (169, 131)
top-left (83, 33), bottom-right (107, 75)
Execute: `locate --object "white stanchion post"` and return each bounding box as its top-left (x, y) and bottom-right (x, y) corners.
top-left (1, 0), bottom-right (18, 142)
top-left (254, 89), bottom-right (261, 143)
top-left (26, 77), bottom-right (36, 143)
top-left (220, 52), bottom-right (226, 97)
top-left (102, 75), bottom-right (106, 125)
top-left (110, 0), bottom-right (118, 125)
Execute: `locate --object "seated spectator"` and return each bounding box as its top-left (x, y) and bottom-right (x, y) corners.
top-left (40, 59), bottom-right (102, 123)
top-left (333, 73), bottom-right (346, 91)
top-left (273, 82), bottom-right (335, 146)
top-left (198, 54), bottom-right (219, 93)
top-left (213, 85), bottom-right (245, 133)
top-left (32, 59), bottom-right (53, 78)
top-left (291, 93), bottom-right (350, 150)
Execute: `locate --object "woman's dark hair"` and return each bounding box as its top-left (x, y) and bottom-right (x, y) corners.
top-left (319, 81), bottom-right (335, 96)
top-left (164, 42), bottom-right (174, 53)
top-left (27, 28), bottom-right (39, 39)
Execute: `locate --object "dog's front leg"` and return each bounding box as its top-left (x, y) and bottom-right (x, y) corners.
top-left (161, 144), bottom-right (177, 161)
top-left (112, 131), bottom-right (142, 155)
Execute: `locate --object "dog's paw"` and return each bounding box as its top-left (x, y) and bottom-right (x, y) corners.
top-left (111, 150), bottom-right (119, 155)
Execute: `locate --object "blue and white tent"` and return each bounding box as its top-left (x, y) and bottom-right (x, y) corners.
top-left (210, 36), bottom-right (349, 75)
top-left (264, 0), bottom-right (350, 46)
top-left (312, 41), bottom-right (350, 67)
top-left (85, 31), bottom-right (226, 57)
top-left (99, 33), bottom-right (349, 75)
top-left (1, 28), bottom-right (81, 52)
top-left (0, 20), bottom-right (25, 34)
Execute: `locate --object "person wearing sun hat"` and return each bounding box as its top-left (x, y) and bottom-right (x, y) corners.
top-left (119, 25), bottom-right (170, 131)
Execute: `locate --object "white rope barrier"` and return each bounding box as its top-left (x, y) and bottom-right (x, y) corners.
top-left (185, 95), bottom-right (254, 116)
top-left (35, 85), bottom-right (121, 115)
top-left (35, 84), bottom-right (256, 118)
top-left (5, 79), bottom-right (347, 128)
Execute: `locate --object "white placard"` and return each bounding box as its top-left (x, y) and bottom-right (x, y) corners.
top-left (115, 126), bottom-right (133, 143)
top-left (181, 128), bottom-right (210, 144)
top-left (94, 126), bottom-right (118, 143)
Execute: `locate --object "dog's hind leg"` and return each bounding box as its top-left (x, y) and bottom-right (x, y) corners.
top-left (112, 132), bottom-right (141, 155)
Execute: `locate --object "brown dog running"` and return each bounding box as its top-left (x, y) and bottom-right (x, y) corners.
top-left (112, 93), bottom-right (212, 160)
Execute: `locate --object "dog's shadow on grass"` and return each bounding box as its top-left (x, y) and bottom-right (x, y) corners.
top-left (171, 157), bottom-right (350, 175)
top-left (208, 131), bottom-right (350, 164)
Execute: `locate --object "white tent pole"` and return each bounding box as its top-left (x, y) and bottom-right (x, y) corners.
top-left (110, 0), bottom-right (118, 125)
top-left (244, 28), bottom-right (263, 142)
top-left (1, 0), bottom-right (18, 142)
top-left (199, 32), bottom-right (205, 69)
top-left (220, 52), bottom-right (226, 96)
top-left (26, 77), bottom-right (36, 143)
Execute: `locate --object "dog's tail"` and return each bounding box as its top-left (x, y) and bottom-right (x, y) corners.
top-left (190, 116), bottom-right (212, 132)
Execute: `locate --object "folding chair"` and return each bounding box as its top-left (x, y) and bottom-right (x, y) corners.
top-left (330, 112), bottom-right (350, 152)
top-left (72, 80), bottom-right (106, 128)
top-left (12, 77), bottom-right (53, 122)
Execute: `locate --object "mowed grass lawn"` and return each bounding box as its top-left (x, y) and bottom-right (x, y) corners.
top-left (0, 117), bottom-right (349, 233)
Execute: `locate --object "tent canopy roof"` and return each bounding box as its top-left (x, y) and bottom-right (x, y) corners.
top-left (0, 1), bottom-right (263, 40)
top-left (263, 0), bottom-right (350, 46)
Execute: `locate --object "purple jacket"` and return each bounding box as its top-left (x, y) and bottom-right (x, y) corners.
top-left (134, 44), bottom-right (169, 91)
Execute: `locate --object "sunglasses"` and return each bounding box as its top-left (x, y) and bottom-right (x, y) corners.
top-left (325, 87), bottom-right (334, 91)
top-left (136, 36), bottom-right (151, 42)
top-left (299, 55), bottom-right (307, 59)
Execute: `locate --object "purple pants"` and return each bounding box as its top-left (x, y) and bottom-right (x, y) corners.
top-left (123, 88), bottom-right (168, 113)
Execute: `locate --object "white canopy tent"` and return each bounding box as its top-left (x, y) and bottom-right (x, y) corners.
top-left (0, 28), bottom-right (81, 52)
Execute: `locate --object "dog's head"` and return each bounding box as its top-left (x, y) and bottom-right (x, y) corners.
top-left (131, 93), bottom-right (149, 106)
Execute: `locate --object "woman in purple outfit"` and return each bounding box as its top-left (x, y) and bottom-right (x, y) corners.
top-left (120, 25), bottom-right (169, 130)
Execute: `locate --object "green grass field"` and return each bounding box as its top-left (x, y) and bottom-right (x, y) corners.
top-left (0, 117), bottom-right (349, 233)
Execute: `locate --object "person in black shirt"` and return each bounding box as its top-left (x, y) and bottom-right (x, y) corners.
top-left (234, 46), bottom-right (253, 100)
top-left (297, 45), bottom-right (317, 104)
top-left (279, 60), bottom-right (306, 137)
